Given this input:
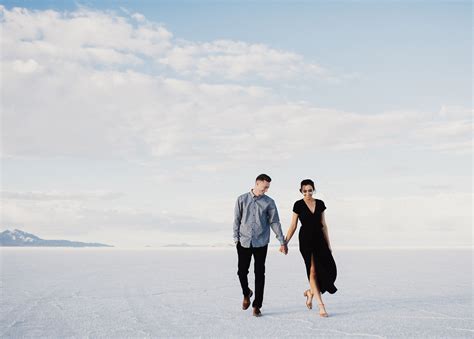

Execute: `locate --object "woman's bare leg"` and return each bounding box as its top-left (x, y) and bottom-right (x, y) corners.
top-left (310, 254), bottom-right (328, 316)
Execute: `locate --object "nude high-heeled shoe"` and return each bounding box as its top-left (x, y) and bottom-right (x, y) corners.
top-left (303, 289), bottom-right (313, 309)
top-left (318, 303), bottom-right (329, 317)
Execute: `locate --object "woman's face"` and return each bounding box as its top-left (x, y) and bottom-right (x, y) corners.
top-left (301, 184), bottom-right (314, 198)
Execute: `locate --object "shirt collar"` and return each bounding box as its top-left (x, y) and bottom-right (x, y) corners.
top-left (250, 189), bottom-right (262, 199)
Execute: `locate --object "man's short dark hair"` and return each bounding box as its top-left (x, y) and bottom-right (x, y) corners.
top-left (256, 174), bottom-right (271, 182)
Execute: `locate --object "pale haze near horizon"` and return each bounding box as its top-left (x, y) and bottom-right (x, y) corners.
top-left (0, 1), bottom-right (472, 248)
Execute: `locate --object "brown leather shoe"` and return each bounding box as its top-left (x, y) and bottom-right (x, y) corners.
top-left (242, 289), bottom-right (253, 310)
top-left (252, 307), bottom-right (262, 317)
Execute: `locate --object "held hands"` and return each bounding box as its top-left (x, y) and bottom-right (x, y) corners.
top-left (279, 237), bottom-right (289, 255)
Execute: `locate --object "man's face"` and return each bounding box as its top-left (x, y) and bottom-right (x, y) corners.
top-left (254, 180), bottom-right (270, 196)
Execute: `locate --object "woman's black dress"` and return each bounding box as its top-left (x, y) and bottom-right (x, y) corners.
top-left (293, 199), bottom-right (337, 294)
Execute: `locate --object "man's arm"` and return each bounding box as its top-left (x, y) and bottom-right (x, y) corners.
top-left (233, 197), bottom-right (242, 244)
top-left (268, 200), bottom-right (286, 247)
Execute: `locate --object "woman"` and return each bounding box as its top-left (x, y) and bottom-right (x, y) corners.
top-left (285, 179), bottom-right (337, 317)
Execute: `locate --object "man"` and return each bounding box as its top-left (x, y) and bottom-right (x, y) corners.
top-left (233, 173), bottom-right (288, 317)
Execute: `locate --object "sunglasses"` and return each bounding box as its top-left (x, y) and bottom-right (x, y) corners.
top-left (302, 189), bottom-right (314, 193)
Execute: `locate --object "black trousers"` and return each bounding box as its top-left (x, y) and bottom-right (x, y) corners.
top-left (236, 242), bottom-right (268, 308)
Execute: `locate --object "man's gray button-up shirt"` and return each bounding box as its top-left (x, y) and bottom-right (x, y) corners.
top-left (233, 190), bottom-right (286, 248)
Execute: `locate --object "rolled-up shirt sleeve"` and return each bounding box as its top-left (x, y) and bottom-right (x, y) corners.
top-left (233, 197), bottom-right (242, 243)
top-left (267, 200), bottom-right (286, 245)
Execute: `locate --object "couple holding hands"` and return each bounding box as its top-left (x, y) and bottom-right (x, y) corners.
top-left (233, 174), bottom-right (338, 317)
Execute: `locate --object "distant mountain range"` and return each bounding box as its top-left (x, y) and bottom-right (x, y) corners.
top-left (0, 229), bottom-right (113, 247)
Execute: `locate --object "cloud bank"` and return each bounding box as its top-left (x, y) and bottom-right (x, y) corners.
top-left (1, 6), bottom-right (471, 247)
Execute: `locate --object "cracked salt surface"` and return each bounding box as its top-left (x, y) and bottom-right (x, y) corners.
top-left (0, 248), bottom-right (472, 338)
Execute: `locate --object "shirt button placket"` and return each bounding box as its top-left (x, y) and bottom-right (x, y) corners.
top-left (252, 201), bottom-right (256, 242)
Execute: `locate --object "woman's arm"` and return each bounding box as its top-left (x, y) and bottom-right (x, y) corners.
top-left (285, 212), bottom-right (299, 244)
top-left (321, 211), bottom-right (332, 251)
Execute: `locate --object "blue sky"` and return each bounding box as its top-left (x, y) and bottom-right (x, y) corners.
top-left (1, 1), bottom-right (472, 247)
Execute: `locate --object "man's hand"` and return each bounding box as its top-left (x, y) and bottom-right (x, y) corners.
top-left (279, 244), bottom-right (288, 255)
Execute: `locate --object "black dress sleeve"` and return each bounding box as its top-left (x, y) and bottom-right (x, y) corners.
top-left (292, 200), bottom-right (301, 214)
top-left (320, 200), bottom-right (327, 212)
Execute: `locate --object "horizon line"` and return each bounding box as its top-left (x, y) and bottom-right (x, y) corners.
top-left (1, 245), bottom-right (472, 250)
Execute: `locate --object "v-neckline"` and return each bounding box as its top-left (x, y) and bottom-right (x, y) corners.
top-left (303, 198), bottom-right (316, 214)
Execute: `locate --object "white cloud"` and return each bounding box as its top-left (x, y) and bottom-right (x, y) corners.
top-left (411, 107), bottom-right (473, 154)
top-left (1, 190), bottom-right (124, 201)
top-left (158, 40), bottom-right (325, 80)
top-left (2, 57), bottom-right (472, 163)
top-left (131, 12), bottom-right (146, 23)
top-left (11, 58), bottom-right (42, 73)
top-left (1, 6), bottom-right (326, 81)
top-left (0, 5), bottom-right (337, 162)
top-left (4, 6), bottom-right (469, 164)
top-left (1, 6), bottom-right (172, 68)
top-left (329, 192), bottom-right (472, 247)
